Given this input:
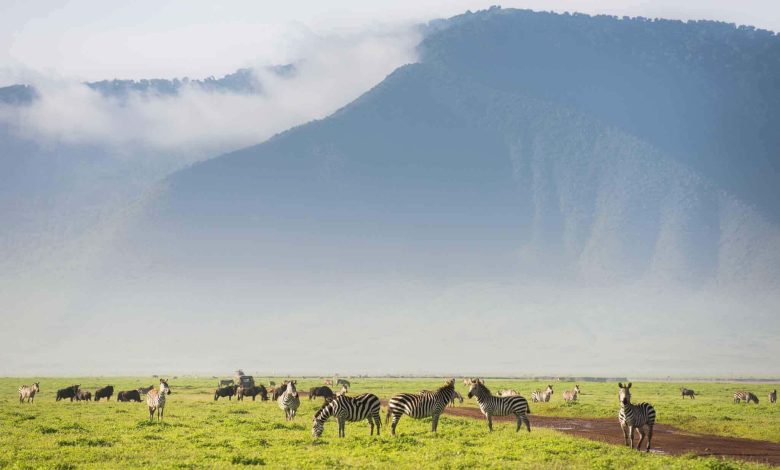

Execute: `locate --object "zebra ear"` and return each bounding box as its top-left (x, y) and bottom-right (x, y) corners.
top-left (618, 382), bottom-right (623, 388)
top-left (627, 382), bottom-right (632, 389)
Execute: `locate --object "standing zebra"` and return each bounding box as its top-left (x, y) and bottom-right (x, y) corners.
top-left (618, 382), bottom-right (656, 452)
top-left (386, 378), bottom-right (456, 436)
top-left (563, 385), bottom-right (580, 403)
top-left (770, 390), bottom-right (777, 404)
top-left (532, 385), bottom-right (554, 403)
top-left (278, 380), bottom-right (300, 420)
top-left (467, 378), bottom-right (531, 432)
top-left (312, 393), bottom-right (381, 438)
top-left (147, 379), bottom-right (171, 422)
top-left (733, 391), bottom-right (759, 404)
top-left (18, 383), bottom-right (40, 404)
top-left (336, 384), bottom-right (349, 397)
top-left (680, 387), bottom-right (697, 399)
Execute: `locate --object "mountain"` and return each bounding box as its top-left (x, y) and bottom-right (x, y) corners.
top-left (131, 8), bottom-right (780, 290)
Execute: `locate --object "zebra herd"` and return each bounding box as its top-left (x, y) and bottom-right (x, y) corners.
top-left (15, 378), bottom-right (779, 450)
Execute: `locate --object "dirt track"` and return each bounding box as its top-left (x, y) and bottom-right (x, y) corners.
top-left (444, 406), bottom-right (780, 466)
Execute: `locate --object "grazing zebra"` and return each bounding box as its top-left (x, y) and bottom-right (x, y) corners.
top-left (498, 389), bottom-right (519, 397)
top-left (336, 378), bottom-right (351, 388)
top-left (618, 382), bottom-right (656, 452)
top-left (147, 379), bottom-right (171, 421)
top-left (467, 378), bottom-right (531, 432)
top-left (312, 393), bottom-right (381, 438)
top-left (386, 378), bottom-right (456, 436)
top-left (680, 387), bottom-right (697, 399)
top-left (278, 380), bottom-right (300, 421)
top-left (336, 384), bottom-right (349, 397)
top-left (563, 385), bottom-right (580, 403)
top-left (532, 385), bottom-right (554, 403)
top-left (733, 391), bottom-right (759, 404)
top-left (770, 390), bottom-right (777, 404)
top-left (18, 383), bottom-right (40, 404)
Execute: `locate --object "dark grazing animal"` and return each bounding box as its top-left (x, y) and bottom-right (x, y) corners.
top-left (118, 390), bottom-right (142, 402)
top-left (214, 385), bottom-right (237, 401)
top-left (18, 383), bottom-right (40, 404)
top-left (271, 382), bottom-right (290, 401)
top-left (309, 386), bottom-right (335, 402)
top-left (219, 379), bottom-right (234, 387)
top-left (237, 385), bottom-right (267, 401)
top-left (94, 386), bottom-right (114, 401)
top-left (137, 385), bottom-right (154, 394)
top-left (312, 393), bottom-right (382, 438)
top-left (336, 378), bottom-right (351, 388)
top-left (56, 385), bottom-right (80, 401)
top-left (147, 379), bottom-right (171, 421)
top-left (770, 390), bottom-right (777, 404)
top-left (386, 379), bottom-right (456, 436)
top-left (467, 378), bottom-right (531, 432)
top-left (618, 382), bottom-right (656, 452)
top-left (278, 381), bottom-right (300, 420)
top-left (74, 389), bottom-right (92, 401)
top-left (733, 391), bottom-right (759, 404)
top-left (680, 387), bottom-right (697, 399)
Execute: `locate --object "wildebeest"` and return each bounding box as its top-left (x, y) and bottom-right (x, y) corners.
top-left (269, 380), bottom-right (276, 387)
top-left (75, 389), bottom-right (92, 401)
top-left (271, 381), bottom-right (290, 401)
top-left (56, 385), bottom-right (80, 401)
top-left (770, 390), bottom-right (777, 404)
top-left (680, 387), bottom-right (697, 399)
top-left (309, 386), bottom-right (335, 402)
top-left (18, 383), bottom-right (40, 404)
top-left (336, 378), bottom-right (351, 388)
top-left (214, 385), bottom-right (237, 401)
top-left (118, 390), bottom-right (142, 402)
top-left (237, 385), bottom-right (268, 401)
top-left (137, 385), bottom-right (154, 394)
top-left (219, 379), bottom-right (234, 388)
top-left (94, 386), bottom-right (114, 401)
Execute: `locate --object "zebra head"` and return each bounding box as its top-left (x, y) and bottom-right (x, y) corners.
top-left (573, 385), bottom-right (580, 393)
top-left (311, 402), bottom-right (330, 438)
top-left (286, 380), bottom-right (298, 397)
top-left (546, 385), bottom-right (554, 394)
top-left (160, 379), bottom-right (171, 395)
top-left (618, 382), bottom-right (632, 405)
top-left (32, 382), bottom-right (40, 392)
top-left (467, 378), bottom-right (486, 399)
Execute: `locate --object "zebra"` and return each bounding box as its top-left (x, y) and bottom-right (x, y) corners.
top-left (386, 378), bottom-right (456, 436)
top-left (278, 380), bottom-right (300, 420)
top-left (336, 378), bottom-right (351, 388)
top-left (18, 382), bottom-right (40, 404)
top-left (618, 382), bottom-right (656, 452)
top-left (680, 387), bottom-right (697, 399)
top-left (770, 390), bottom-right (777, 404)
top-left (467, 378), bottom-right (531, 432)
top-left (450, 391), bottom-right (464, 407)
top-left (733, 391), bottom-right (759, 404)
top-left (563, 385), bottom-right (580, 403)
top-left (312, 393), bottom-right (381, 438)
top-left (147, 379), bottom-right (171, 422)
top-left (498, 389), bottom-right (519, 397)
top-left (532, 385), bottom-right (554, 403)
top-left (336, 384), bottom-right (349, 397)
top-left (138, 385), bottom-right (154, 394)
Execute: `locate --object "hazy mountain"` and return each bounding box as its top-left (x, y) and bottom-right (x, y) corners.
top-left (132, 9), bottom-right (780, 290)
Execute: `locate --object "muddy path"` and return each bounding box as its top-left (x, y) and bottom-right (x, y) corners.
top-left (444, 406), bottom-right (780, 466)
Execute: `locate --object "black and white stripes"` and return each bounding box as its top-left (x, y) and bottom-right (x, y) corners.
top-left (467, 379), bottom-right (531, 432)
top-left (733, 391), bottom-right (759, 404)
top-left (618, 382), bottom-right (656, 452)
top-left (18, 382), bottom-right (40, 404)
top-left (386, 379), bottom-right (456, 435)
top-left (278, 380), bottom-right (300, 420)
top-left (311, 393), bottom-right (381, 438)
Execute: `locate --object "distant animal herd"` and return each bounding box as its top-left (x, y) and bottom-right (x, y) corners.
top-left (15, 378), bottom-right (778, 452)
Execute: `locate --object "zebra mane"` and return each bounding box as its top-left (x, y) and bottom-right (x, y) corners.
top-left (475, 381), bottom-right (492, 395)
top-left (314, 399), bottom-right (335, 420)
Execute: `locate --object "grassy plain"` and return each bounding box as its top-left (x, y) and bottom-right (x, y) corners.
top-left (0, 377), bottom-right (777, 469)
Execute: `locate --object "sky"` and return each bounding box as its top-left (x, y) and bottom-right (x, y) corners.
top-left (1, 0), bottom-right (779, 82)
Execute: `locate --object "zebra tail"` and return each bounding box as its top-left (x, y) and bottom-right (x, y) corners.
top-left (385, 407), bottom-right (391, 425)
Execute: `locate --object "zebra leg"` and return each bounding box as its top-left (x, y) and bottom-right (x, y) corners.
top-left (368, 417), bottom-right (374, 436)
top-left (375, 413), bottom-right (381, 436)
top-left (636, 426), bottom-right (646, 451)
top-left (524, 415), bottom-right (531, 432)
top-left (646, 425), bottom-right (653, 452)
top-left (621, 423), bottom-right (630, 446)
top-left (432, 413), bottom-right (440, 432)
top-left (390, 413), bottom-right (401, 436)
top-left (629, 426), bottom-right (636, 449)
top-left (149, 406), bottom-right (154, 421)
top-left (338, 417), bottom-right (345, 438)
top-left (487, 414), bottom-right (493, 432)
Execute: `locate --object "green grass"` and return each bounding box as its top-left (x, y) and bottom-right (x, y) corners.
top-left (0, 377), bottom-right (775, 469)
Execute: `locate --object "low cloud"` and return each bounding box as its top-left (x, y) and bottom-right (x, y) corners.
top-left (1, 25), bottom-right (420, 165)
